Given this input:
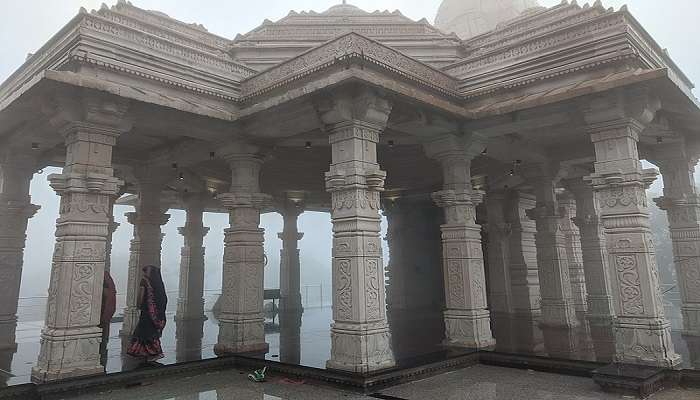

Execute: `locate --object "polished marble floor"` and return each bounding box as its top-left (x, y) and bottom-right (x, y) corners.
top-left (3, 301), bottom-right (700, 388)
top-left (64, 364), bottom-right (700, 400)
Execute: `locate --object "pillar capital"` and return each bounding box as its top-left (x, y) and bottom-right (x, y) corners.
top-left (314, 86), bottom-right (392, 129)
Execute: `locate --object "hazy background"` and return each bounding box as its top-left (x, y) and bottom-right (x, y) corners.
top-left (1, 1), bottom-right (698, 301)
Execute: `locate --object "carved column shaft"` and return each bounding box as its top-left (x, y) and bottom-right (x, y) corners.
top-left (278, 200), bottom-right (303, 365)
top-left (279, 205), bottom-right (303, 313)
top-left (558, 194), bottom-right (588, 317)
top-left (176, 195), bottom-right (209, 322)
top-left (0, 154), bottom-right (40, 351)
top-left (654, 145), bottom-right (700, 336)
top-left (121, 179), bottom-right (170, 337)
top-left (485, 191), bottom-right (513, 316)
top-left (527, 176), bottom-right (578, 328)
top-left (565, 177), bottom-right (617, 361)
top-left (215, 148), bottom-right (271, 355)
top-left (33, 94), bottom-right (130, 382)
top-left (565, 178), bottom-right (616, 324)
top-left (325, 120), bottom-right (394, 372)
top-left (427, 136), bottom-right (494, 349)
top-left (505, 191), bottom-right (541, 318)
top-left (585, 92), bottom-right (679, 367)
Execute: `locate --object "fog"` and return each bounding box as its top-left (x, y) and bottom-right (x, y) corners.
top-left (2, 0), bottom-right (699, 299)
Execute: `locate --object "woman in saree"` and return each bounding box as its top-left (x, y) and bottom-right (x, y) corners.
top-left (127, 265), bottom-right (168, 363)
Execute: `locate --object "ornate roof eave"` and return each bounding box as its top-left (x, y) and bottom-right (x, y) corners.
top-left (620, 8), bottom-right (695, 91)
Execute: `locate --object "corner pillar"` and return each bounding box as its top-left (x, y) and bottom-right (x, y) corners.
top-left (32, 93), bottom-right (130, 382)
top-left (426, 134), bottom-right (495, 349)
top-left (584, 89), bottom-right (679, 367)
top-left (317, 88), bottom-right (395, 372)
top-left (214, 143), bottom-right (271, 355)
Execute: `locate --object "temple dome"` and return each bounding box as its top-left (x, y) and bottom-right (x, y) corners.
top-left (323, 2), bottom-right (368, 16)
top-left (435, 0), bottom-right (540, 40)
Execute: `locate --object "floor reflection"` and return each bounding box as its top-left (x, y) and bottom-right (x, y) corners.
top-left (4, 300), bottom-right (700, 387)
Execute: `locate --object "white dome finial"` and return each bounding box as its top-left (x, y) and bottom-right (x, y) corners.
top-left (435, 0), bottom-right (540, 40)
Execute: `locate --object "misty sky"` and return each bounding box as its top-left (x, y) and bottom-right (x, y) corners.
top-left (2, 0), bottom-right (698, 298)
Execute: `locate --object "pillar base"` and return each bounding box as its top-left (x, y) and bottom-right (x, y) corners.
top-left (31, 328), bottom-right (104, 383)
top-left (119, 307), bottom-right (140, 338)
top-left (214, 317), bottom-right (268, 356)
top-left (614, 320), bottom-right (681, 368)
top-left (540, 299), bottom-right (579, 328)
top-left (327, 322), bottom-right (395, 373)
top-left (444, 310), bottom-right (495, 349)
top-left (0, 319), bottom-right (18, 352)
top-left (588, 316), bottom-right (617, 363)
top-left (681, 305), bottom-right (700, 337)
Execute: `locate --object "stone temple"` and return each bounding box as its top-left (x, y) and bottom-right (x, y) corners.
top-left (0, 0), bottom-right (699, 397)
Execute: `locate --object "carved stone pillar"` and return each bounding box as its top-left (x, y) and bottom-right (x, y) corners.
top-left (175, 194), bottom-right (209, 322)
top-left (278, 195), bottom-right (304, 364)
top-left (505, 191), bottom-right (542, 319)
top-left (120, 174), bottom-right (170, 337)
top-left (565, 177), bottom-right (617, 361)
top-left (584, 90), bottom-right (679, 367)
top-left (485, 191), bottom-right (513, 317)
top-left (317, 88), bottom-right (395, 372)
top-left (558, 193), bottom-right (588, 317)
top-left (174, 194), bottom-right (209, 363)
top-left (278, 197), bottom-right (304, 314)
top-left (215, 143), bottom-right (271, 355)
top-left (653, 142), bottom-right (700, 337)
top-left (426, 135), bottom-right (495, 349)
top-left (499, 190), bottom-right (543, 352)
top-left (32, 93), bottom-right (130, 382)
top-left (526, 172), bottom-right (578, 328)
top-left (0, 153), bottom-right (40, 352)
top-left (385, 196), bottom-right (445, 358)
